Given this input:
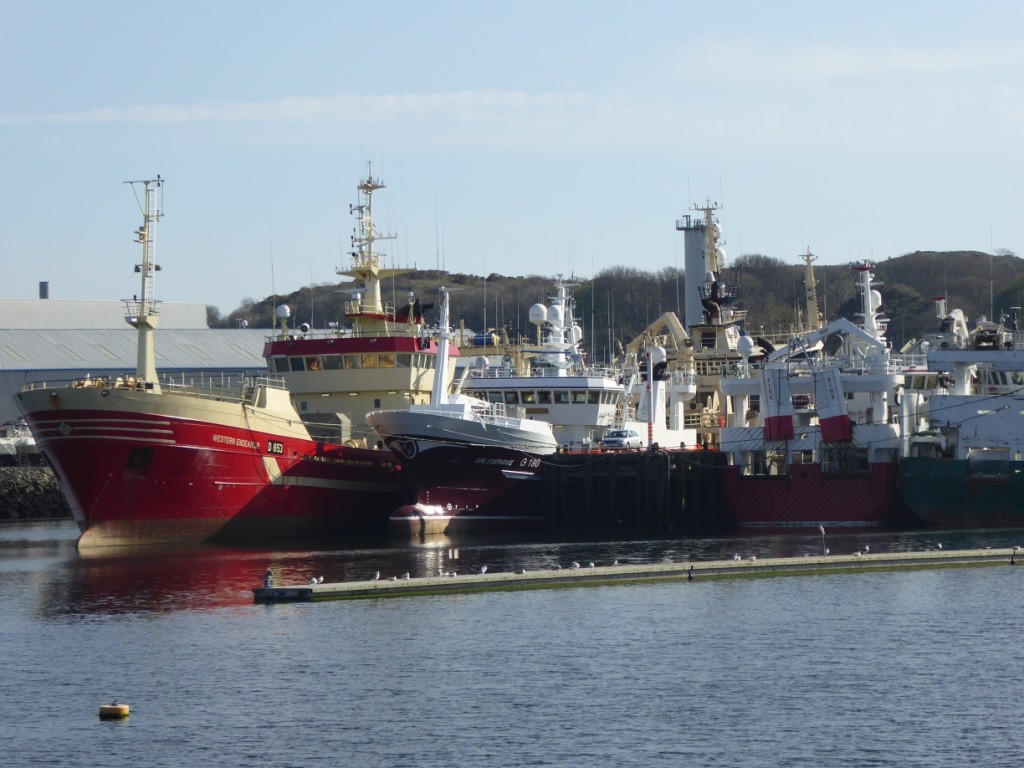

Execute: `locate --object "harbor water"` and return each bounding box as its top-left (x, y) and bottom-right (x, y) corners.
top-left (2, 520), bottom-right (1023, 767)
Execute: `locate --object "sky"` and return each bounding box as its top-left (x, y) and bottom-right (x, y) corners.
top-left (3, 1), bottom-right (1024, 316)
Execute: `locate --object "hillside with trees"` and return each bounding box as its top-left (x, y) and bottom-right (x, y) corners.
top-left (207, 249), bottom-right (1024, 362)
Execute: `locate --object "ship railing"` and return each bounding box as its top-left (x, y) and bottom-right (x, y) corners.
top-left (122, 298), bottom-right (162, 319)
top-left (159, 372), bottom-right (288, 404)
top-left (22, 371), bottom-right (287, 404)
top-left (344, 299), bottom-right (400, 317)
top-left (893, 353), bottom-right (928, 371)
top-left (265, 325), bottom-right (423, 342)
top-left (470, 364), bottom-right (619, 380)
top-left (477, 401), bottom-right (528, 423)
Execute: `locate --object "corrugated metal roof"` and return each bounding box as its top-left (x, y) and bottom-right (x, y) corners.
top-left (0, 299), bottom-right (208, 329)
top-left (0, 328), bottom-right (271, 371)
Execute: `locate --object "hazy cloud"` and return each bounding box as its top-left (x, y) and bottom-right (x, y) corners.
top-left (0, 90), bottom-right (592, 126)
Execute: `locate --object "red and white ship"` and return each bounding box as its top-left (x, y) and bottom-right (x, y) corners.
top-left (17, 170), bottom-right (455, 547)
top-left (675, 207), bottom-right (903, 529)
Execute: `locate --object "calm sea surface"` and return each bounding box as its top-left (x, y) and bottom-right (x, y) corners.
top-left (2, 520), bottom-right (1023, 768)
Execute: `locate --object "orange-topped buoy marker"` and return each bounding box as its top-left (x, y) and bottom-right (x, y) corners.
top-left (99, 700), bottom-right (130, 720)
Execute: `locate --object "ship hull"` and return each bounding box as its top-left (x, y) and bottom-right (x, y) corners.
top-left (899, 457), bottom-right (1024, 528)
top-left (379, 437), bottom-right (547, 537)
top-left (720, 461), bottom-right (901, 529)
top-left (17, 385), bottom-right (409, 547)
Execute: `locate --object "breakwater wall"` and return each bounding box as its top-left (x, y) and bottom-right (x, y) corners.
top-left (0, 467), bottom-right (70, 520)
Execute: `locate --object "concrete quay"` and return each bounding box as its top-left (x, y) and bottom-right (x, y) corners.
top-left (253, 547), bottom-right (1022, 603)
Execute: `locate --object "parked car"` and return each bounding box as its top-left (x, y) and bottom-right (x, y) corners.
top-left (600, 429), bottom-right (643, 450)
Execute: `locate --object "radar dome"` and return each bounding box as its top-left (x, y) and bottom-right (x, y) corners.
top-left (870, 289), bottom-right (883, 311)
top-left (528, 303), bottom-right (547, 325)
top-left (547, 304), bottom-right (564, 327)
top-left (737, 335), bottom-right (756, 358)
top-left (276, 305), bottom-right (291, 319)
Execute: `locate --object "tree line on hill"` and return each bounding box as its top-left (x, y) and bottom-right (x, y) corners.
top-left (207, 249), bottom-right (1024, 361)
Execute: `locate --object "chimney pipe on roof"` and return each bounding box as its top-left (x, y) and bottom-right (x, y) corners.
top-left (39, 281), bottom-right (49, 300)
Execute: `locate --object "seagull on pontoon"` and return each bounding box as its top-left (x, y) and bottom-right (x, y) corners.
top-left (317, 576), bottom-right (324, 583)
top-left (570, 561), bottom-right (580, 569)
top-left (308, 577), bottom-right (318, 584)
top-left (479, 565), bottom-right (488, 575)
top-left (373, 571), bottom-right (380, 581)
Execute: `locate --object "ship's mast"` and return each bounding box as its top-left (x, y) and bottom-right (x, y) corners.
top-left (676, 200), bottom-right (725, 330)
top-left (124, 176), bottom-right (163, 392)
top-left (699, 202), bottom-right (724, 275)
top-left (337, 163), bottom-right (411, 334)
top-left (852, 261), bottom-right (888, 342)
top-left (431, 288), bottom-right (452, 406)
top-left (801, 248), bottom-right (822, 332)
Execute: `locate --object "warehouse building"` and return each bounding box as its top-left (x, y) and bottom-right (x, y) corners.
top-left (0, 297), bottom-right (270, 426)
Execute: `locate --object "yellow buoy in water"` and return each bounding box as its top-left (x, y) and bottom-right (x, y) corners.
top-left (99, 701), bottom-right (130, 720)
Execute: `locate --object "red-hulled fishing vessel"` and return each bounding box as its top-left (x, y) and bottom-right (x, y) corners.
top-left (17, 169), bottom-right (455, 547)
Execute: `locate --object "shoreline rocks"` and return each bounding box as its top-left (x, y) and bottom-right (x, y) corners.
top-left (0, 467), bottom-right (71, 520)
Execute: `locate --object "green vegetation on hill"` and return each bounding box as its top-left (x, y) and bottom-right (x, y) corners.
top-left (206, 249), bottom-right (1024, 361)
